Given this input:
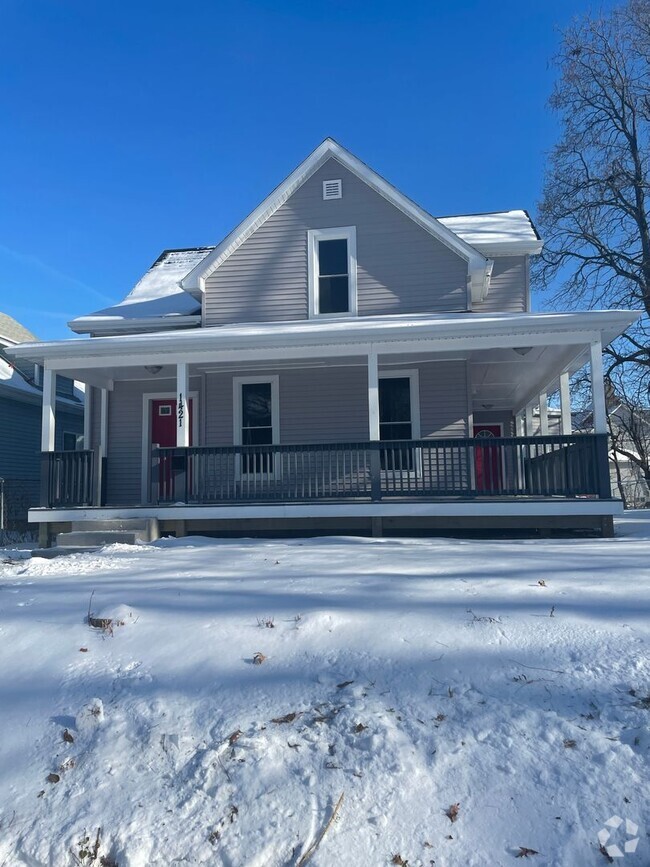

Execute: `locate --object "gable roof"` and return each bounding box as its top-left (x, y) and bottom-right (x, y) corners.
top-left (68, 248), bottom-right (212, 335)
top-left (181, 138), bottom-right (493, 303)
top-left (438, 210), bottom-right (543, 256)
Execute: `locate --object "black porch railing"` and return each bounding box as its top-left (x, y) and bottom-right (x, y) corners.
top-left (40, 450), bottom-right (95, 507)
top-left (150, 434), bottom-right (612, 505)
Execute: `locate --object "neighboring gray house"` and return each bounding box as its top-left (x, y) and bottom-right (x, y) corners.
top-left (7, 139), bottom-right (641, 541)
top-left (0, 314), bottom-right (83, 536)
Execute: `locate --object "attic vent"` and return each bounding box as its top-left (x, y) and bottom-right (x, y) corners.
top-left (323, 179), bottom-right (342, 200)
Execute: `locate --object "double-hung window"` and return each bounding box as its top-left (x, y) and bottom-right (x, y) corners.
top-left (234, 376), bottom-right (279, 476)
top-left (308, 227), bottom-right (357, 317)
top-left (378, 371), bottom-right (420, 472)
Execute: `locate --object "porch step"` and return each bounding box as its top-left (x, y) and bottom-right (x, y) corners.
top-left (33, 546), bottom-right (100, 559)
top-left (66, 519), bottom-right (159, 544)
top-left (55, 530), bottom-right (142, 548)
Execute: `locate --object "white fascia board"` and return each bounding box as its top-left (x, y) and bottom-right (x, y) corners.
top-left (474, 239), bottom-right (544, 257)
top-left (7, 310), bottom-right (641, 370)
top-left (28, 499), bottom-right (623, 524)
top-left (181, 138), bottom-right (490, 293)
top-left (68, 315), bottom-right (201, 336)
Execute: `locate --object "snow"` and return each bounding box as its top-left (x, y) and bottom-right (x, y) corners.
top-left (438, 211), bottom-right (542, 253)
top-left (0, 356), bottom-right (41, 395)
top-left (0, 519), bottom-right (648, 866)
top-left (69, 249), bottom-right (213, 332)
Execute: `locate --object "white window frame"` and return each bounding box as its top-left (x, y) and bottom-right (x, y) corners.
top-left (233, 375), bottom-right (280, 479)
top-left (379, 369), bottom-right (421, 476)
top-left (307, 226), bottom-right (357, 319)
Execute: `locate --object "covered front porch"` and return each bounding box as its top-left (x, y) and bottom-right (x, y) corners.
top-left (15, 310), bottom-right (636, 537)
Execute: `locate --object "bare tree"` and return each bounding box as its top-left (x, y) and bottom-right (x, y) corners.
top-left (536, 0), bottom-right (650, 503)
top-left (537, 1), bottom-right (650, 329)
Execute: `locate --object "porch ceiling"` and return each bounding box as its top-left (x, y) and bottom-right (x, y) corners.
top-left (469, 343), bottom-right (589, 413)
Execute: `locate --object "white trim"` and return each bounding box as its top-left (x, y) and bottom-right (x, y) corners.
top-left (97, 389), bottom-right (109, 506)
top-left (307, 226), bottom-right (357, 318)
top-left (379, 368), bottom-right (421, 477)
top-left (232, 375), bottom-right (280, 478)
top-left (525, 404), bottom-right (534, 437)
top-left (69, 315), bottom-right (202, 336)
top-left (11, 311), bottom-right (640, 369)
top-left (140, 391), bottom-right (198, 504)
top-left (41, 367), bottom-right (56, 452)
top-left (83, 387), bottom-right (92, 449)
top-left (590, 339), bottom-right (607, 434)
top-left (367, 352), bottom-right (379, 441)
top-left (539, 391), bottom-right (549, 435)
top-left (180, 138), bottom-right (489, 295)
top-left (28, 498), bottom-right (624, 524)
top-left (379, 368), bottom-right (421, 439)
top-left (559, 371), bottom-right (572, 434)
top-left (176, 362), bottom-right (190, 447)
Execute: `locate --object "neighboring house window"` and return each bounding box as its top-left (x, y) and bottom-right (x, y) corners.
top-left (233, 376), bottom-right (280, 475)
top-left (62, 432), bottom-right (80, 451)
top-left (307, 227), bottom-right (357, 318)
top-left (378, 371), bottom-right (420, 471)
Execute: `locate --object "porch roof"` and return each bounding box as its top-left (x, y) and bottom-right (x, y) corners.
top-left (9, 309), bottom-right (640, 369)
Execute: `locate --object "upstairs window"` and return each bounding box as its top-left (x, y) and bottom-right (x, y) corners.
top-left (308, 227), bottom-right (357, 318)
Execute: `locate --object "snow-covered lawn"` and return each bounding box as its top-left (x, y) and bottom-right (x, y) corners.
top-left (0, 517), bottom-right (649, 866)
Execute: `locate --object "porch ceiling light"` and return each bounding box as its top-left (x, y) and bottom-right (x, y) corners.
top-left (513, 346), bottom-right (533, 356)
top-left (145, 365), bottom-right (163, 375)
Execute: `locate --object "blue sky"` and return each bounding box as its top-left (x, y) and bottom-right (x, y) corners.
top-left (0, 0), bottom-right (608, 340)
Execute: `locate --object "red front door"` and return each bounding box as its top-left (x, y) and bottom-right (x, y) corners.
top-left (151, 400), bottom-right (194, 499)
top-left (473, 424), bottom-right (503, 493)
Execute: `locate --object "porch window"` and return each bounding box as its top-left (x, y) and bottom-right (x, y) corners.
top-left (308, 227), bottom-right (357, 318)
top-left (379, 373), bottom-right (420, 471)
top-left (234, 377), bottom-right (279, 475)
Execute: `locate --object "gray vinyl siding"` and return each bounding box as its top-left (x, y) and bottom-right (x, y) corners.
top-left (102, 362), bottom-right (469, 505)
top-left (417, 362), bottom-right (468, 438)
top-left (205, 366), bottom-right (369, 446)
top-left (473, 256), bottom-right (528, 314)
top-left (206, 361), bottom-right (468, 446)
top-left (204, 157), bottom-right (469, 325)
top-left (0, 396), bottom-right (41, 482)
top-left (0, 395), bottom-right (83, 482)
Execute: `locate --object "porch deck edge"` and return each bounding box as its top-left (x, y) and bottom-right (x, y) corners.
top-left (28, 499), bottom-right (624, 523)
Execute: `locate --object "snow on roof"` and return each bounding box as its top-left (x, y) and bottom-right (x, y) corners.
top-left (438, 210), bottom-right (542, 254)
top-left (69, 248), bottom-right (214, 334)
top-left (0, 356), bottom-right (40, 396)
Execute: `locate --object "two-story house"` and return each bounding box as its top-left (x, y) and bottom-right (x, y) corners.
top-left (8, 139), bottom-right (640, 543)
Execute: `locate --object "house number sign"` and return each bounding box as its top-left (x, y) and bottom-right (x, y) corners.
top-left (178, 393), bottom-right (184, 428)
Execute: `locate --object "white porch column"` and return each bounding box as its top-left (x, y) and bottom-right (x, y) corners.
top-left (41, 367), bottom-right (56, 452)
top-left (516, 413), bottom-right (525, 437)
top-left (176, 362), bottom-right (190, 447)
top-left (539, 391), bottom-right (549, 435)
top-left (525, 404), bottom-right (534, 437)
top-left (83, 386), bottom-right (92, 450)
top-left (590, 339), bottom-right (607, 434)
top-left (367, 351), bottom-right (380, 441)
top-left (559, 372), bottom-right (572, 435)
top-left (96, 388), bottom-right (108, 506)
